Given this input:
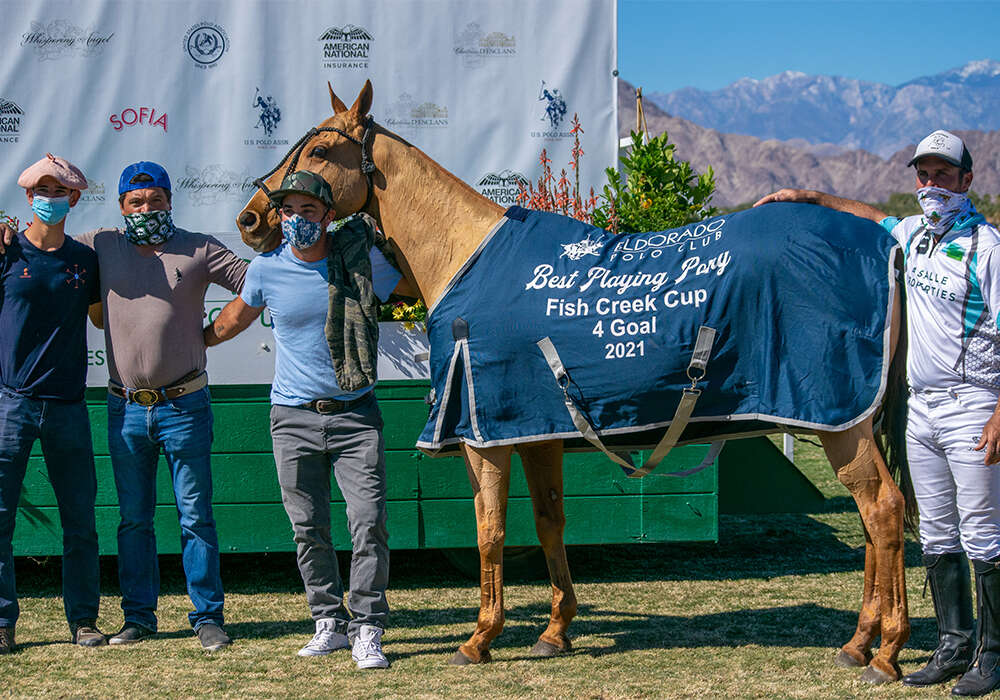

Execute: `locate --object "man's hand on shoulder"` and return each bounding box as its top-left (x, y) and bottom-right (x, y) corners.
top-left (0, 222), bottom-right (15, 254)
top-left (753, 189), bottom-right (820, 207)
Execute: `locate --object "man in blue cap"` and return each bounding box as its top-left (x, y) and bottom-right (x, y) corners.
top-left (79, 162), bottom-right (248, 651)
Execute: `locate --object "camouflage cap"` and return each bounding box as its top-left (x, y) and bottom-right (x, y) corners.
top-left (268, 170), bottom-right (335, 209)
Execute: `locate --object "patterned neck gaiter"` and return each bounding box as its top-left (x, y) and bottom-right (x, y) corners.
top-left (917, 186), bottom-right (974, 235)
top-left (122, 209), bottom-right (176, 245)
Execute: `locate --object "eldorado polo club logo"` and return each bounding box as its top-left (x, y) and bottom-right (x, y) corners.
top-left (0, 98), bottom-right (24, 144)
top-left (453, 22), bottom-right (515, 68)
top-left (184, 22), bottom-right (229, 68)
top-left (477, 170), bottom-right (529, 206)
top-left (21, 20), bottom-right (114, 59)
top-left (318, 24), bottom-right (373, 70)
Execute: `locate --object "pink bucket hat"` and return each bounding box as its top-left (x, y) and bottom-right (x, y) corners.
top-left (17, 153), bottom-right (88, 191)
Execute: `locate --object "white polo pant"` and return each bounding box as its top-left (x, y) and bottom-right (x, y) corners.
top-left (908, 383), bottom-right (1000, 561)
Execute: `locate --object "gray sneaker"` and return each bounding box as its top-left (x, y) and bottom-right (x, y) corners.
top-left (0, 626), bottom-right (14, 654)
top-left (70, 619), bottom-right (107, 647)
top-left (108, 623), bottom-right (155, 645)
top-left (196, 623), bottom-right (231, 652)
top-left (351, 624), bottom-right (389, 669)
top-left (298, 618), bottom-right (350, 657)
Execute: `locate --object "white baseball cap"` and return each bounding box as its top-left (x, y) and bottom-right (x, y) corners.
top-left (908, 129), bottom-right (973, 170)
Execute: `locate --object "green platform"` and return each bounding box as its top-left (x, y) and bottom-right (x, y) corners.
top-left (13, 381), bottom-right (740, 556)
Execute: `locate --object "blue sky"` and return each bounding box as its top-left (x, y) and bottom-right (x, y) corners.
top-left (618, 0), bottom-right (1000, 93)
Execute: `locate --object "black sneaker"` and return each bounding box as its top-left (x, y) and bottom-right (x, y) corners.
top-left (108, 623), bottom-right (154, 645)
top-left (196, 623), bottom-right (231, 652)
top-left (70, 619), bottom-right (107, 647)
top-left (0, 626), bottom-right (14, 654)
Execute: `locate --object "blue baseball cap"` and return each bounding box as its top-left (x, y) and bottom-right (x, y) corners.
top-left (118, 161), bottom-right (171, 196)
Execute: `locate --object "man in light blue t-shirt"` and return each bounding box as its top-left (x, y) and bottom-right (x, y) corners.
top-left (205, 171), bottom-right (401, 669)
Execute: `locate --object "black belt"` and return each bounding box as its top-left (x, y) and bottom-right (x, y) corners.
top-left (299, 393), bottom-right (372, 414)
top-left (109, 372), bottom-right (208, 407)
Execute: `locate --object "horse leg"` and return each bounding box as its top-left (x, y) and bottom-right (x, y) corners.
top-left (516, 440), bottom-right (576, 656)
top-left (819, 424), bottom-right (909, 683)
top-left (450, 444), bottom-right (514, 665)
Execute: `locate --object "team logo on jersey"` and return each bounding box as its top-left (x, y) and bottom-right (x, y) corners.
top-left (318, 24), bottom-right (372, 70)
top-left (21, 20), bottom-right (114, 60)
top-left (0, 98), bottom-right (24, 144)
top-left (19, 266), bottom-right (30, 279)
top-left (453, 22), bottom-right (515, 68)
top-left (531, 81), bottom-right (571, 140)
top-left (184, 22), bottom-right (228, 68)
top-left (65, 263), bottom-right (87, 289)
top-left (477, 170), bottom-right (530, 206)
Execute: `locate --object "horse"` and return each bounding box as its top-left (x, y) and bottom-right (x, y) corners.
top-left (235, 80), bottom-right (912, 684)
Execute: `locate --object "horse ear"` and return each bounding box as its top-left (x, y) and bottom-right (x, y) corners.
top-left (329, 82), bottom-right (348, 114)
top-left (349, 79), bottom-right (373, 118)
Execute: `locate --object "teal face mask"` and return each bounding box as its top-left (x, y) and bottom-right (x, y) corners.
top-left (31, 195), bottom-right (71, 224)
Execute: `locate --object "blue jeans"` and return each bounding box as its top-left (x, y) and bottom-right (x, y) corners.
top-left (0, 388), bottom-right (100, 627)
top-left (108, 386), bottom-right (223, 630)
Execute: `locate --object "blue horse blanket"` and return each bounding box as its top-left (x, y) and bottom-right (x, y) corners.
top-left (416, 203), bottom-right (899, 455)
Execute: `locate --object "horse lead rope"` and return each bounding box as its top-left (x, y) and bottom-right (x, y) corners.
top-left (537, 326), bottom-right (720, 479)
top-left (252, 115), bottom-right (377, 215)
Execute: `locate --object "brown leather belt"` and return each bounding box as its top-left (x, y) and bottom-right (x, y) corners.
top-left (300, 393), bottom-right (373, 414)
top-left (109, 372), bottom-right (208, 407)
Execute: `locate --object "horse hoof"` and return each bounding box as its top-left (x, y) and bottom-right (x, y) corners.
top-left (531, 639), bottom-right (570, 657)
top-left (834, 649), bottom-right (866, 668)
top-left (449, 649), bottom-right (491, 665)
top-left (859, 665), bottom-right (896, 685)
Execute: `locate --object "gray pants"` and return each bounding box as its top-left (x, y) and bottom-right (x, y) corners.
top-left (270, 393), bottom-right (389, 635)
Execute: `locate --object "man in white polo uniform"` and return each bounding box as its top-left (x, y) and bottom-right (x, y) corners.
top-left (756, 130), bottom-right (1000, 697)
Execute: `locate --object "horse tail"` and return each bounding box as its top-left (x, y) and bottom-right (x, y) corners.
top-left (875, 287), bottom-right (918, 533)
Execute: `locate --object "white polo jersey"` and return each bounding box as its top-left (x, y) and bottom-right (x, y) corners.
top-left (882, 213), bottom-right (1000, 391)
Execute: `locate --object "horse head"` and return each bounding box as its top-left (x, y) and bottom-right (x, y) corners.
top-left (237, 81), bottom-right (376, 252)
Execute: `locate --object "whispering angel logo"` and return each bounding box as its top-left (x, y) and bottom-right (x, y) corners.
top-left (560, 235), bottom-right (602, 261)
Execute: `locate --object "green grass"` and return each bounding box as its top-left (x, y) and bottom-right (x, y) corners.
top-left (3, 440), bottom-right (945, 699)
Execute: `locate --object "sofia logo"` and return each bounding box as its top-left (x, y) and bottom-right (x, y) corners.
top-left (318, 24), bottom-right (372, 69)
top-left (184, 22), bottom-right (228, 68)
top-left (110, 107), bottom-right (167, 133)
top-left (477, 170), bottom-right (529, 206)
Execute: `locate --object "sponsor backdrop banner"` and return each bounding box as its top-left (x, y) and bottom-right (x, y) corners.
top-left (0, 0), bottom-right (617, 385)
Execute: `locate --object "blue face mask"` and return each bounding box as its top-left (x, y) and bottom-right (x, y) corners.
top-left (281, 214), bottom-right (325, 250)
top-left (31, 195), bottom-right (71, 224)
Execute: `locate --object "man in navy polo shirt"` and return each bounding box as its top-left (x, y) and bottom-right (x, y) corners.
top-left (0, 154), bottom-right (104, 652)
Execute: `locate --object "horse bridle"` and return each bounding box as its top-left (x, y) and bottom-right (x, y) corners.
top-left (252, 114), bottom-right (377, 215)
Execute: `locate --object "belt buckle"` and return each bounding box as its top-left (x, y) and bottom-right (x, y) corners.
top-left (131, 389), bottom-right (161, 406)
top-left (315, 399), bottom-right (335, 414)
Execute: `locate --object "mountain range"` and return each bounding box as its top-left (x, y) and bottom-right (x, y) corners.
top-left (646, 60), bottom-right (1000, 158)
top-left (618, 73), bottom-right (1000, 208)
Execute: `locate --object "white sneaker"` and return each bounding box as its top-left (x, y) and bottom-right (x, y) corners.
top-left (297, 619), bottom-right (350, 657)
top-left (351, 624), bottom-right (389, 669)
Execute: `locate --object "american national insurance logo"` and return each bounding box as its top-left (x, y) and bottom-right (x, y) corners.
top-left (477, 170), bottom-right (529, 206)
top-left (0, 98), bottom-right (24, 144)
top-left (318, 24), bottom-right (372, 70)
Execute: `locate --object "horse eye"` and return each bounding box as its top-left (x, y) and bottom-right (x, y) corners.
top-left (309, 145), bottom-right (327, 159)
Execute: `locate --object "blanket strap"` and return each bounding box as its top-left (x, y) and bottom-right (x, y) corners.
top-left (537, 325), bottom-right (718, 479)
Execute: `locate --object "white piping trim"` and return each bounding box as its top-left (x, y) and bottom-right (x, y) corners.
top-left (460, 338), bottom-right (484, 443)
top-left (425, 216), bottom-right (509, 320)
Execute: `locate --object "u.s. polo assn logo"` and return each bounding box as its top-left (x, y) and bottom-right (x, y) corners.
top-left (244, 87), bottom-right (289, 149)
top-left (319, 24), bottom-right (372, 70)
top-left (531, 81), bottom-right (571, 140)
